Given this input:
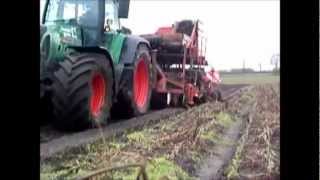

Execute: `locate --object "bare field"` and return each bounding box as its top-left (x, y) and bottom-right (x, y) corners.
top-left (220, 73), bottom-right (279, 85)
top-left (223, 84), bottom-right (280, 179)
top-left (40, 84), bottom-right (280, 180)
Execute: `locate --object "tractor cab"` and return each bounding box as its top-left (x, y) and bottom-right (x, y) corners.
top-left (42, 0), bottom-right (129, 47)
top-left (42, 0), bottom-right (105, 46)
top-left (41, 0), bottom-right (130, 66)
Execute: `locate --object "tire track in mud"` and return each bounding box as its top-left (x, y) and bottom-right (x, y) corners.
top-left (198, 102), bottom-right (255, 180)
top-left (198, 116), bottom-right (245, 180)
top-left (202, 84), bottom-right (279, 180)
top-left (40, 84), bottom-right (249, 161)
top-left (220, 84), bottom-right (249, 100)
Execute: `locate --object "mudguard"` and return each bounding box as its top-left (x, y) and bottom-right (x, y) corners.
top-left (114, 35), bottom-right (151, 97)
top-left (119, 35), bottom-right (150, 65)
top-left (72, 47), bottom-right (117, 99)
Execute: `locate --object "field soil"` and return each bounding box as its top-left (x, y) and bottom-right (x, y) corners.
top-left (223, 84), bottom-right (280, 180)
top-left (221, 73), bottom-right (279, 85)
top-left (40, 84), bottom-right (247, 159)
top-left (40, 84), bottom-right (279, 180)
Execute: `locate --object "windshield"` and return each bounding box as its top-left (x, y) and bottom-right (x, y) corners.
top-left (105, 0), bottom-right (120, 31)
top-left (45, 0), bottom-right (99, 27)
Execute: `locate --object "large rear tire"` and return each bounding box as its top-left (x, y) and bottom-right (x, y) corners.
top-left (51, 53), bottom-right (113, 131)
top-left (116, 44), bottom-right (152, 117)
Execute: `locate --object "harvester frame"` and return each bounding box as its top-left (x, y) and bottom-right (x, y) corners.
top-left (145, 20), bottom-right (221, 107)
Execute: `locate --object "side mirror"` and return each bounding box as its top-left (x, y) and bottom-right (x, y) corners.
top-left (118, 0), bottom-right (130, 18)
top-left (119, 26), bottom-right (132, 34)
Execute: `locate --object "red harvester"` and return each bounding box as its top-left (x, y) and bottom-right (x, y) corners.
top-left (141, 19), bottom-right (222, 108)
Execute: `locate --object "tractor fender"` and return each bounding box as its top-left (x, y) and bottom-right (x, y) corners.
top-left (116, 35), bottom-right (152, 93)
top-left (71, 47), bottom-right (118, 100)
top-left (119, 35), bottom-right (151, 65)
top-left (117, 36), bottom-right (152, 92)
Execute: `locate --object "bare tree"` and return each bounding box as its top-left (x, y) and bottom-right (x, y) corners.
top-left (271, 54), bottom-right (280, 72)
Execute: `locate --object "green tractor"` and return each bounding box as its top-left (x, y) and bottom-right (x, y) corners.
top-left (40, 0), bottom-right (153, 131)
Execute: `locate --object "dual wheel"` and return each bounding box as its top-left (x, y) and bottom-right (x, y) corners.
top-left (51, 45), bottom-right (151, 131)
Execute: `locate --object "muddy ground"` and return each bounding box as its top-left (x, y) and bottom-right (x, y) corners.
top-left (40, 84), bottom-right (248, 159)
top-left (41, 108), bottom-right (184, 160)
top-left (40, 83), bottom-right (279, 180)
top-left (223, 84), bottom-right (280, 180)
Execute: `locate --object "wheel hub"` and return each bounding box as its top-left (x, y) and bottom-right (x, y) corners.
top-left (134, 58), bottom-right (149, 109)
top-left (90, 73), bottom-right (106, 118)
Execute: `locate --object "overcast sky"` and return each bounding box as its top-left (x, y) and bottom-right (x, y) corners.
top-left (121, 0), bottom-right (280, 71)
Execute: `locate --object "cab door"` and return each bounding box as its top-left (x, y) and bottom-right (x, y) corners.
top-left (103, 0), bottom-right (125, 64)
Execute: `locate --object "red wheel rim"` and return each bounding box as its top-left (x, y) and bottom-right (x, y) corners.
top-left (90, 73), bottom-right (106, 118)
top-left (134, 58), bottom-right (149, 109)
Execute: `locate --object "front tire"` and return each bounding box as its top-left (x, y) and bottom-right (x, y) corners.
top-left (116, 44), bottom-right (152, 117)
top-left (51, 53), bottom-right (113, 131)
